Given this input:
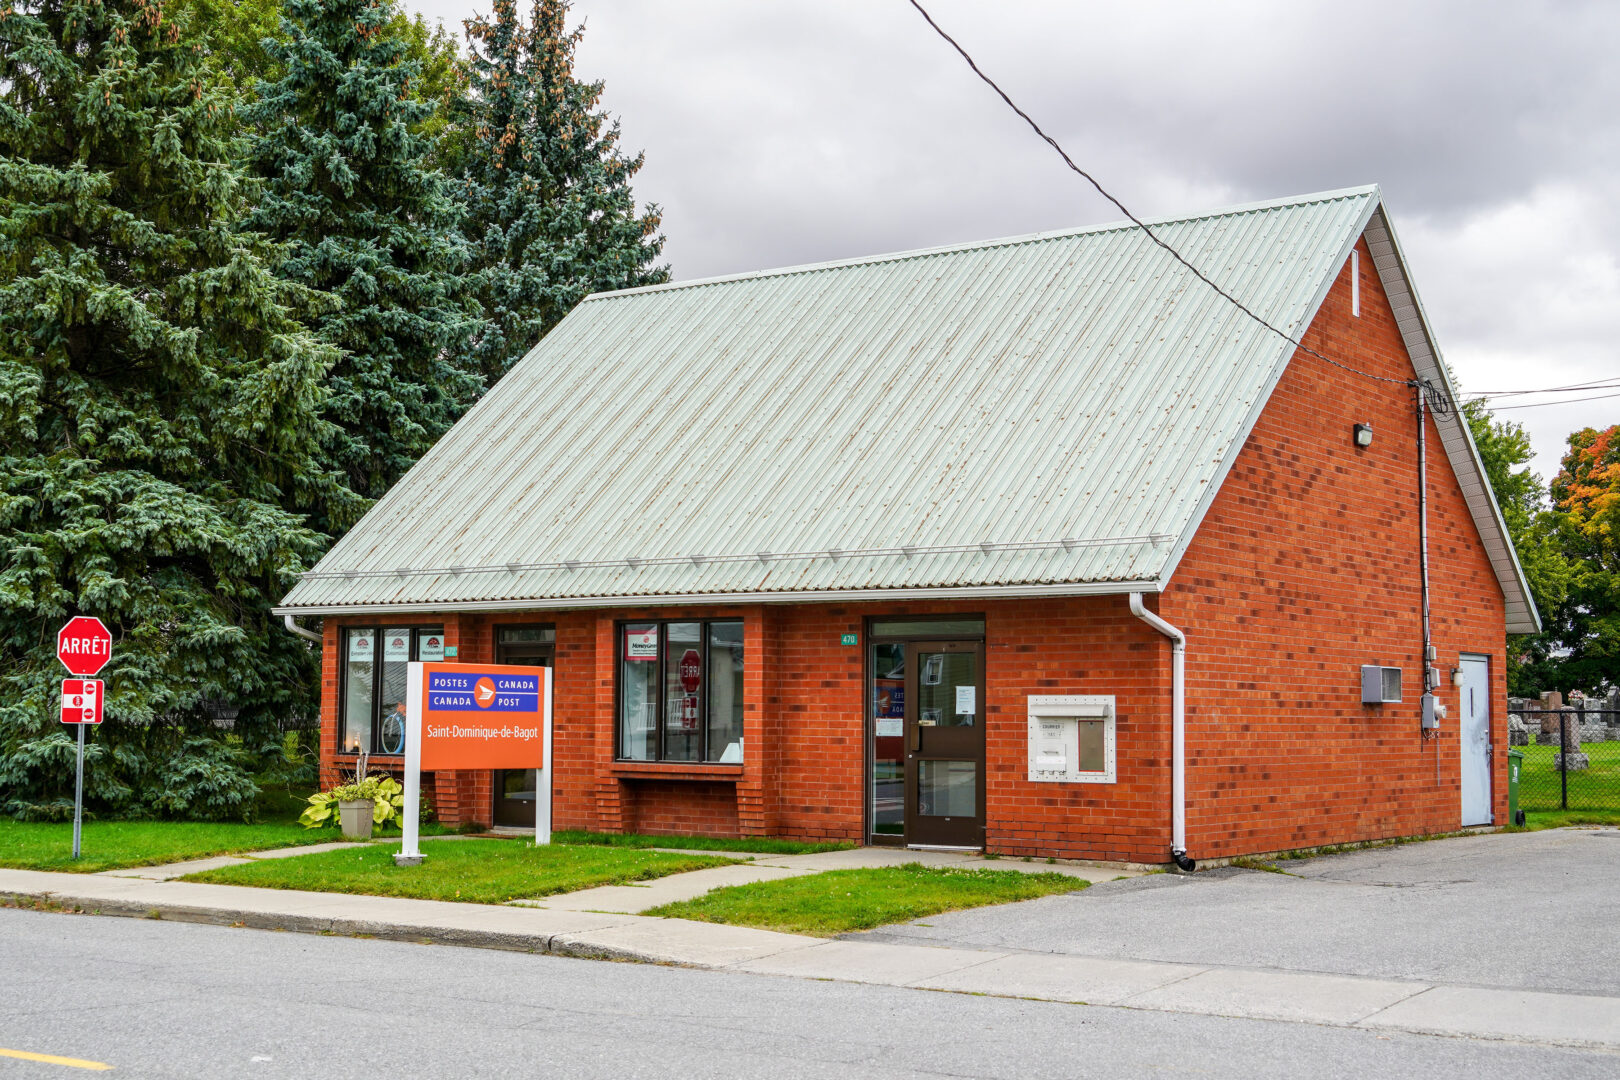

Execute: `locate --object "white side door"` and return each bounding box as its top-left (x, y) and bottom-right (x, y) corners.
top-left (1459, 654), bottom-right (1492, 825)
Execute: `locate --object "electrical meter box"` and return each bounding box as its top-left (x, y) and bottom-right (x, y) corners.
top-left (1421, 692), bottom-right (1441, 730)
top-left (1027, 695), bottom-right (1116, 784)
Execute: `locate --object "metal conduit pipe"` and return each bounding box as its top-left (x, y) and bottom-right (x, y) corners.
top-left (283, 614), bottom-right (323, 644)
top-left (1129, 592), bottom-right (1194, 872)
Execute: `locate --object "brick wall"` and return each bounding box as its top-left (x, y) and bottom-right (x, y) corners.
top-left (1161, 237), bottom-right (1509, 860)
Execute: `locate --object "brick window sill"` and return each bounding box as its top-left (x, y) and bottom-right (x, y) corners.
top-left (607, 762), bottom-right (744, 781)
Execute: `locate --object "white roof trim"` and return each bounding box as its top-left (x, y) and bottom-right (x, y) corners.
top-left (273, 579), bottom-right (1163, 618)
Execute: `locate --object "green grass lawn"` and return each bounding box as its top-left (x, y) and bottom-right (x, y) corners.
top-left (552, 829), bottom-right (853, 856)
top-left (1516, 741), bottom-right (1620, 811)
top-left (0, 818), bottom-right (347, 873)
top-left (1513, 809), bottom-right (1620, 830)
top-left (0, 809), bottom-right (453, 873)
top-left (182, 838), bottom-right (739, 904)
top-left (646, 863), bottom-right (1086, 936)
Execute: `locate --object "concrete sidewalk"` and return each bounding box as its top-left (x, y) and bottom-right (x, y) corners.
top-left (5, 865), bottom-right (1619, 1051)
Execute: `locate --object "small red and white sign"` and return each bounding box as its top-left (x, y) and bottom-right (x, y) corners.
top-left (57, 616), bottom-right (112, 676)
top-left (624, 627), bottom-right (658, 661)
top-left (679, 649), bottom-right (702, 694)
top-left (60, 679), bottom-right (104, 725)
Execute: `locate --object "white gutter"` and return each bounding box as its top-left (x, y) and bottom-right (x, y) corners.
top-left (272, 579), bottom-right (1164, 618)
top-left (283, 614), bottom-right (323, 644)
top-left (1129, 593), bottom-right (1195, 871)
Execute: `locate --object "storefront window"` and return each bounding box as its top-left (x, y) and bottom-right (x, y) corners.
top-left (617, 620), bottom-right (745, 763)
top-left (342, 629), bottom-right (376, 754)
top-left (706, 622), bottom-right (745, 763)
top-left (619, 623), bottom-right (659, 760)
top-left (338, 626), bottom-right (443, 756)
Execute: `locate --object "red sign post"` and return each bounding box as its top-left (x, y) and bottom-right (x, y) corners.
top-left (57, 616), bottom-right (112, 860)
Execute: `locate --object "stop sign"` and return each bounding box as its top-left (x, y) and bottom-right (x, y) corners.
top-left (679, 649), bottom-right (702, 694)
top-left (57, 616), bottom-right (113, 676)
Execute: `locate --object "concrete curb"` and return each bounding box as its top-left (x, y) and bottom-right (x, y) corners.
top-left (8, 873), bottom-right (1620, 1052)
top-left (3, 890), bottom-right (563, 955)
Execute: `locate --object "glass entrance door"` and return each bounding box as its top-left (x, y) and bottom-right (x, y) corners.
top-left (868, 633), bottom-right (985, 848)
top-left (905, 642), bottom-right (985, 847)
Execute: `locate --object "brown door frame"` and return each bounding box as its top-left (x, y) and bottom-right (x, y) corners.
top-left (902, 640), bottom-right (986, 848)
top-left (492, 631), bottom-right (554, 828)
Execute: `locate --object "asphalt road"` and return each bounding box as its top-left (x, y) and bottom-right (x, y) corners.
top-left (2, 906), bottom-right (1617, 1079)
top-left (864, 829), bottom-right (1620, 994)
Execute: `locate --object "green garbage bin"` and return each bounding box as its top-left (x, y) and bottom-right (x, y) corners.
top-left (1507, 748), bottom-right (1525, 826)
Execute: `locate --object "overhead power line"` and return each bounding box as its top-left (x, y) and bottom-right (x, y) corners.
top-left (906, 0), bottom-right (1410, 392)
top-left (1485, 390), bottom-right (1620, 412)
top-left (1464, 377), bottom-right (1620, 399)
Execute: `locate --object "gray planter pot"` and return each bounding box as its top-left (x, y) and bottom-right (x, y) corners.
top-left (338, 799), bottom-right (374, 840)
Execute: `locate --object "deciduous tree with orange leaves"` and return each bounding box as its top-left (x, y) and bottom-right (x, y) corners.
top-left (1538, 424), bottom-right (1620, 693)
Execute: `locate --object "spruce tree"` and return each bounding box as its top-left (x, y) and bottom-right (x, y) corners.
top-left (0, 0), bottom-right (347, 817)
top-left (457, 0), bottom-right (665, 383)
top-left (246, 0), bottom-right (479, 514)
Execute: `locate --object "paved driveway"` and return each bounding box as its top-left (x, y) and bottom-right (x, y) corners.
top-left (858, 829), bottom-right (1620, 994)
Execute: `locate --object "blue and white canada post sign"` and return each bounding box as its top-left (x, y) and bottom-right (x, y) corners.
top-left (396, 660), bottom-right (553, 866)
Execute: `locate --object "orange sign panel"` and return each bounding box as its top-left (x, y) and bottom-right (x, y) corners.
top-left (417, 662), bottom-right (545, 770)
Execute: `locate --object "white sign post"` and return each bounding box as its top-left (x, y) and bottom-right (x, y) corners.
top-left (399, 663), bottom-right (425, 866)
top-left (397, 664), bottom-right (552, 867)
top-left (537, 668), bottom-right (554, 846)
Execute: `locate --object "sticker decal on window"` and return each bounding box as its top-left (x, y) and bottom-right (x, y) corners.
top-left (625, 627), bottom-right (658, 660)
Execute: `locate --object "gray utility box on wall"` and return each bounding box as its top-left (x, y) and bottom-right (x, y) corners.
top-left (1362, 665), bottom-right (1402, 704)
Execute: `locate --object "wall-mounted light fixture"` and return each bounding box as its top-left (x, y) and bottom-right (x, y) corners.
top-left (1353, 423), bottom-right (1374, 448)
top-left (1451, 666), bottom-right (1465, 688)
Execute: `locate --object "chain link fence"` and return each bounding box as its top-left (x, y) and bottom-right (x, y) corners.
top-left (1510, 707), bottom-right (1620, 811)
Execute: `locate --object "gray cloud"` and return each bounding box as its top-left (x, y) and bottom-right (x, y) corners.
top-left (406, 0), bottom-right (1619, 481)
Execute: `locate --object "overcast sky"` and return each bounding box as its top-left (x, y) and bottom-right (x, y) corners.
top-left (406, 0), bottom-right (1618, 483)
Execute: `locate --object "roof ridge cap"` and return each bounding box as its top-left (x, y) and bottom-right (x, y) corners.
top-left (583, 185), bottom-right (1382, 302)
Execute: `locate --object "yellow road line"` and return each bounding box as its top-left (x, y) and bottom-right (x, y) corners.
top-left (0, 1047), bottom-right (112, 1071)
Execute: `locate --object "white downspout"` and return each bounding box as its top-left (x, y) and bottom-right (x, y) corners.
top-left (1130, 593), bottom-right (1194, 871)
top-left (284, 614), bottom-right (323, 644)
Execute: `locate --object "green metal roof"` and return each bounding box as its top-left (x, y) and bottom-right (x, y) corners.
top-left (277, 185), bottom-right (1537, 632)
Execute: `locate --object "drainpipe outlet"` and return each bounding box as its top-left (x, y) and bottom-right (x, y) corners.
top-left (283, 614), bottom-right (322, 644)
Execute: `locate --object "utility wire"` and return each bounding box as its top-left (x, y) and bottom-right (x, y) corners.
top-left (906, 0), bottom-right (1411, 390)
top-left (1486, 390), bottom-right (1620, 411)
top-left (1464, 378), bottom-right (1620, 399)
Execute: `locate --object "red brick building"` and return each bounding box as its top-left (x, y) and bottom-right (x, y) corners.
top-left (277, 187), bottom-right (1538, 866)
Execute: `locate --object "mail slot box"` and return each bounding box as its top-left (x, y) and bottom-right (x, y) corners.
top-left (1027, 694), bottom-right (1116, 784)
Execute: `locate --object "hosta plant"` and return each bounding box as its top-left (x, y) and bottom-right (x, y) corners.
top-left (299, 776), bottom-right (404, 829)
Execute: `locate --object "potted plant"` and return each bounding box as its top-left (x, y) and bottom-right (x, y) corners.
top-left (299, 775), bottom-right (405, 839)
